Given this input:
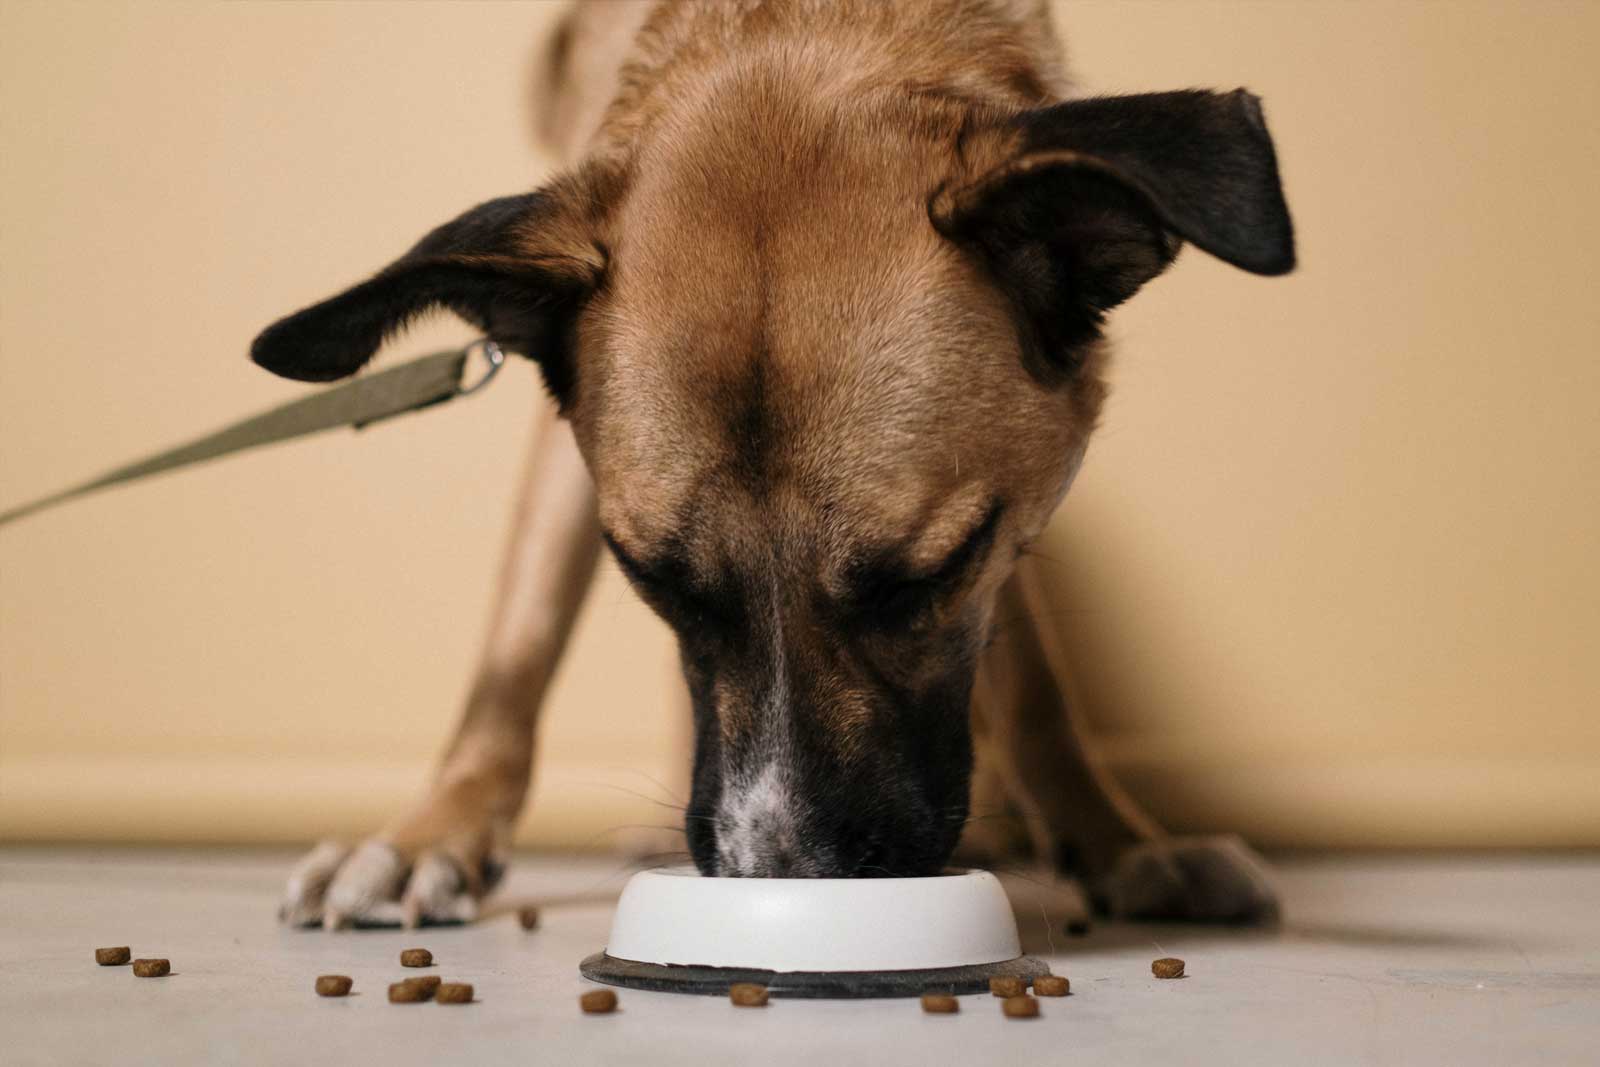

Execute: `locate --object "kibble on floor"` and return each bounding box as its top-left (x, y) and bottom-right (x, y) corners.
top-left (400, 948), bottom-right (433, 968)
top-left (5, 848), bottom-right (1592, 1066)
top-left (403, 975), bottom-right (442, 999)
top-left (989, 976), bottom-right (1026, 998)
top-left (94, 947), bottom-right (131, 966)
top-left (920, 993), bottom-right (959, 1014)
top-left (389, 982), bottom-right (427, 1004)
top-left (1033, 975), bottom-right (1070, 996)
top-left (579, 989), bottom-right (618, 1014)
top-left (729, 983), bottom-right (769, 1007)
top-left (518, 907), bottom-right (540, 931)
top-left (1152, 957), bottom-right (1186, 979)
top-left (314, 975), bottom-right (353, 997)
top-left (1002, 995), bottom-right (1039, 1019)
top-left (436, 983), bottom-right (474, 1004)
top-left (131, 959), bottom-right (170, 978)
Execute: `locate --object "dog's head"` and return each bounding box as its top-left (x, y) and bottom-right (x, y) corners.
top-left (254, 88), bottom-right (1292, 877)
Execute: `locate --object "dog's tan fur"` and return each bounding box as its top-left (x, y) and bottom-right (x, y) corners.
top-left (281, 0), bottom-right (1280, 927)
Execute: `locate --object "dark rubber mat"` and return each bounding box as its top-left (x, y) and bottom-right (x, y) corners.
top-left (580, 951), bottom-right (1052, 999)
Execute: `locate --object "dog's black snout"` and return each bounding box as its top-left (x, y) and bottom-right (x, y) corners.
top-left (679, 619), bottom-right (978, 880)
top-left (852, 839), bottom-right (891, 878)
top-left (691, 785), bottom-right (957, 879)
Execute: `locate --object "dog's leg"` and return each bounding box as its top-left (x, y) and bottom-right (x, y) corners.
top-left (282, 400), bottom-right (601, 928)
top-left (970, 555), bottom-right (1279, 923)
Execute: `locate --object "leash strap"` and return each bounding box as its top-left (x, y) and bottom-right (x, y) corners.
top-left (0, 339), bottom-right (504, 529)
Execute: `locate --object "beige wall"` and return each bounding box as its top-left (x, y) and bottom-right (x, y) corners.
top-left (2, 1), bottom-right (1596, 850)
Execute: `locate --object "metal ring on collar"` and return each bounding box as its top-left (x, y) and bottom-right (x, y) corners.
top-left (458, 337), bottom-right (505, 396)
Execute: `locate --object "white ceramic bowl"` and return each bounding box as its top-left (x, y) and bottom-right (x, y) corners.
top-left (603, 865), bottom-right (1022, 972)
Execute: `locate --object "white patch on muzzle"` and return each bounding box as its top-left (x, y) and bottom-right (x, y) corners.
top-left (715, 596), bottom-right (804, 876)
top-left (716, 761), bottom-right (798, 876)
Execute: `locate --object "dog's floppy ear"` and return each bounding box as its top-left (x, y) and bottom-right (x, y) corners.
top-left (251, 165), bottom-right (619, 400)
top-left (932, 89), bottom-right (1294, 358)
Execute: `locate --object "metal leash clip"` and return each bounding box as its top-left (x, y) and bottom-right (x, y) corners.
top-left (458, 337), bottom-right (505, 396)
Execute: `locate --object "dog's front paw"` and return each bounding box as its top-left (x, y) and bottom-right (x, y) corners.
top-left (281, 837), bottom-right (497, 930)
top-left (1095, 834), bottom-right (1280, 924)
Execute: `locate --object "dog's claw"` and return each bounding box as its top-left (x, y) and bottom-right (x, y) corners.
top-left (280, 839), bottom-right (352, 927)
top-left (282, 838), bottom-right (490, 929)
top-left (1099, 834), bottom-right (1281, 923)
top-left (400, 851), bottom-right (479, 929)
top-left (319, 840), bottom-right (409, 928)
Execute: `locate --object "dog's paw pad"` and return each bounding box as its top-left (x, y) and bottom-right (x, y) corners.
top-left (1101, 834), bottom-right (1280, 924)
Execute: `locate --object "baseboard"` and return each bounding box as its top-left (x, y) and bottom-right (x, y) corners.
top-left (4, 748), bottom-right (1595, 849)
top-left (0, 753), bottom-right (689, 856)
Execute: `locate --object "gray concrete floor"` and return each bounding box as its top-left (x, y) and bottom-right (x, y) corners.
top-left (1, 848), bottom-right (1596, 1065)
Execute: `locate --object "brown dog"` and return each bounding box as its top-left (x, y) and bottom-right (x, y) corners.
top-left (259, 0), bottom-right (1292, 928)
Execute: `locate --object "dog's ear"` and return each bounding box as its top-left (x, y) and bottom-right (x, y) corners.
top-left (932, 89), bottom-right (1294, 358)
top-left (250, 165), bottom-right (619, 400)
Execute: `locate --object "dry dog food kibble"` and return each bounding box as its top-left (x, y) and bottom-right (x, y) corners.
top-left (920, 994), bottom-right (959, 1014)
top-left (989, 976), bottom-right (1027, 998)
top-left (1002, 995), bottom-right (1039, 1019)
top-left (315, 975), bottom-right (353, 997)
top-left (403, 975), bottom-right (442, 999)
top-left (1152, 957), bottom-right (1186, 979)
top-left (729, 983), bottom-right (769, 1007)
top-left (1033, 975), bottom-right (1070, 997)
top-left (95, 947), bottom-right (131, 966)
top-left (580, 989), bottom-right (618, 1014)
top-left (1065, 919), bottom-right (1091, 937)
top-left (436, 983), bottom-right (474, 1004)
top-left (132, 959), bottom-right (170, 978)
top-left (400, 948), bottom-right (434, 968)
top-left (389, 982), bottom-right (427, 1003)
top-left (518, 906), bottom-right (540, 931)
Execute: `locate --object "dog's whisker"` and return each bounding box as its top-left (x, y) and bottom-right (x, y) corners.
top-left (569, 856), bottom-right (673, 900)
top-left (855, 863), bottom-right (898, 877)
top-left (1016, 545), bottom-right (1070, 569)
top-left (984, 862), bottom-right (1083, 895)
top-left (573, 823), bottom-right (689, 853)
top-left (565, 846), bottom-right (698, 901)
top-left (601, 766), bottom-right (690, 807)
top-left (571, 780), bottom-right (690, 813)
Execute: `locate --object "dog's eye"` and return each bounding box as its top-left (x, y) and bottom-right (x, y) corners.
top-left (675, 585), bottom-right (739, 629)
top-left (603, 532), bottom-right (739, 629)
top-left (851, 572), bottom-right (943, 631)
top-left (874, 578), bottom-right (941, 627)
top-left (847, 503), bottom-right (1004, 631)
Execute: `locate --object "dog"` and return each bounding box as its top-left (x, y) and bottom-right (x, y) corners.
top-left (256, 0), bottom-right (1293, 929)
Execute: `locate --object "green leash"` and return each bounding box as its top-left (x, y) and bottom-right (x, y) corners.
top-left (0, 339), bottom-right (504, 529)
